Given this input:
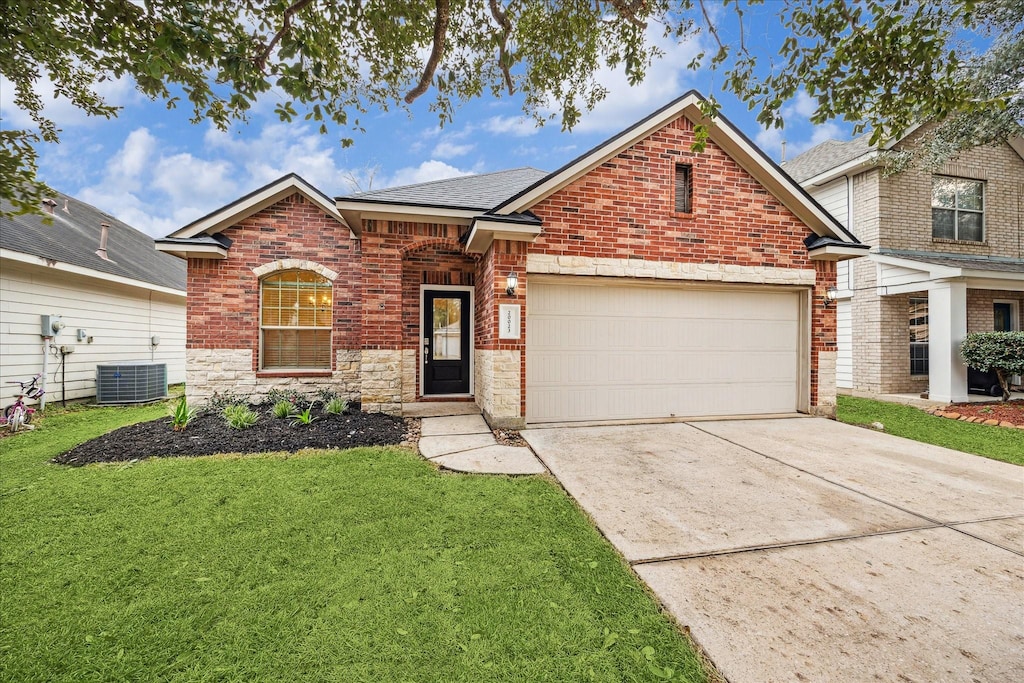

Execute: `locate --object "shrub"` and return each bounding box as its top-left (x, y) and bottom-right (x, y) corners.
top-left (223, 404), bottom-right (258, 430)
top-left (272, 400), bottom-right (293, 419)
top-left (291, 405), bottom-right (318, 426)
top-left (170, 397), bottom-right (196, 432)
top-left (315, 388), bottom-right (340, 405)
top-left (325, 397), bottom-right (348, 415)
top-left (266, 388), bottom-right (305, 407)
top-left (961, 331), bottom-right (1024, 401)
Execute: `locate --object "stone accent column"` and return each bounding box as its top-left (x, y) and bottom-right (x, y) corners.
top-left (929, 281), bottom-right (969, 402)
top-left (813, 351), bottom-right (837, 417)
top-left (360, 349), bottom-right (403, 414)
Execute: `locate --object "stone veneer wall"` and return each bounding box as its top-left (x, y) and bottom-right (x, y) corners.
top-left (475, 349), bottom-right (523, 428)
top-left (186, 348), bottom-right (360, 405)
top-left (360, 349), bottom-right (403, 414)
top-left (813, 351), bottom-right (837, 416)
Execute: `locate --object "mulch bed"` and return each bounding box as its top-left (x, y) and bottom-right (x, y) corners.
top-left (53, 405), bottom-right (412, 467)
top-left (926, 399), bottom-right (1024, 428)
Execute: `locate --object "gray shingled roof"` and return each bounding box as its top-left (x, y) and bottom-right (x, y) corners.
top-left (340, 167), bottom-right (550, 210)
top-left (882, 251), bottom-right (1024, 274)
top-left (782, 133), bottom-right (875, 183)
top-left (1, 192), bottom-right (187, 291)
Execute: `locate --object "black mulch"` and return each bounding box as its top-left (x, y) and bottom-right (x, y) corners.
top-left (53, 404), bottom-right (410, 467)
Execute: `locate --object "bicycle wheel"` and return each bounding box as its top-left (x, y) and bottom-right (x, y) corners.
top-left (4, 404), bottom-right (25, 432)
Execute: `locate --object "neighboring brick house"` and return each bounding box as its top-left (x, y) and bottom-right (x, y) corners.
top-left (784, 130), bottom-right (1024, 403)
top-left (157, 91), bottom-right (865, 427)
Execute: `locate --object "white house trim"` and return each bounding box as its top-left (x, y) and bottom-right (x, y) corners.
top-left (169, 174), bottom-right (353, 240)
top-left (0, 248), bottom-right (186, 297)
top-left (465, 218), bottom-right (543, 254)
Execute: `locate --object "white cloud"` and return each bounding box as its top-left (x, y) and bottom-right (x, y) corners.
top-left (482, 115), bottom-right (539, 137)
top-left (432, 140), bottom-right (475, 158)
top-left (76, 121), bottom-right (354, 237)
top-left (787, 90), bottom-right (818, 119)
top-left (0, 73), bottom-right (136, 130)
top-left (549, 26), bottom-right (706, 134)
top-left (385, 160), bottom-right (472, 187)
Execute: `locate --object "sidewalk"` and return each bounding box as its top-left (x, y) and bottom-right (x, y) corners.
top-left (418, 413), bottom-right (545, 475)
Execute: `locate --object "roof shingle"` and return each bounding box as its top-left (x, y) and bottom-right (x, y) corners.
top-left (340, 167), bottom-right (549, 210)
top-left (782, 133), bottom-right (875, 183)
top-left (1, 192), bottom-right (186, 291)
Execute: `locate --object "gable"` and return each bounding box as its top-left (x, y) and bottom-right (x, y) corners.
top-left (494, 90), bottom-right (854, 245)
top-left (528, 114), bottom-right (820, 270)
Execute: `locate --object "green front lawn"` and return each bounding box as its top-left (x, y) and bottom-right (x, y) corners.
top-left (837, 395), bottom-right (1024, 466)
top-left (0, 405), bottom-right (708, 682)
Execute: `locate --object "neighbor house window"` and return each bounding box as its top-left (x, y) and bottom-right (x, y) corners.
top-left (675, 163), bottom-right (693, 213)
top-left (260, 270), bottom-right (332, 369)
top-left (932, 176), bottom-right (984, 242)
top-left (909, 297), bottom-right (929, 375)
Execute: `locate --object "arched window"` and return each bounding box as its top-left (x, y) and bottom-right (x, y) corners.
top-left (260, 270), bottom-right (332, 369)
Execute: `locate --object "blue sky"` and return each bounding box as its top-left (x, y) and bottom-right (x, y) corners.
top-left (1, 3), bottom-right (856, 238)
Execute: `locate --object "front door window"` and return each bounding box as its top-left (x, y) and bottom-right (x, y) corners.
top-left (994, 302), bottom-right (1012, 332)
top-left (432, 298), bottom-right (462, 360)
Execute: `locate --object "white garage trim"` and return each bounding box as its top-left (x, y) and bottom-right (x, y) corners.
top-left (526, 276), bottom-right (811, 424)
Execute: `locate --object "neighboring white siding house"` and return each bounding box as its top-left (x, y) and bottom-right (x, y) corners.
top-left (1, 193), bottom-right (186, 406)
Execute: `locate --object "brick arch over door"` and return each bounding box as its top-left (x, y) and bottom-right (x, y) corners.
top-left (401, 241), bottom-right (477, 348)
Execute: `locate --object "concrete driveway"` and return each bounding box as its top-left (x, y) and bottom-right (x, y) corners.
top-left (521, 417), bottom-right (1024, 683)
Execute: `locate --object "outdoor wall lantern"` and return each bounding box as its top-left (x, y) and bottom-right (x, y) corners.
top-left (505, 272), bottom-right (518, 296)
top-left (823, 285), bottom-right (839, 308)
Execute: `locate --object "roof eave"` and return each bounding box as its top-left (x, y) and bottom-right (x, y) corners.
top-left (335, 200), bottom-right (478, 229)
top-left (465, 217), bottom-right (543, 254)
top-left (168, 174), bottom-right (353, 240)
top-left (807, 243), bottom-right (871, 261)
top-left (798, 152), bottom-right (880, 187)
top-left (154, 241), bottom-right (228, 260)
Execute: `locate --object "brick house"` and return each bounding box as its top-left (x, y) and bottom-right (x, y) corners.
top-left (784, 130), bottom-right (1024, 403)
top-left (157, 91), bottom-right (866, 427)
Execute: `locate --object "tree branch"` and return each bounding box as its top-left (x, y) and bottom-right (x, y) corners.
top-left (405, 0), bottom-right (450, 104)
top-left (489, 0), bottom-right (514, 95)
top-left (608, 0), bottom-right (649, 29)
top-left (258, 0), bottom-right (316, 72)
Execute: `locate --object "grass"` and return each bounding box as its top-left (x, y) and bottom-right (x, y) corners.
top-left (0, 404), bottom-right (708, 682)
top-left (837, 395), bottom-right (1024, 466)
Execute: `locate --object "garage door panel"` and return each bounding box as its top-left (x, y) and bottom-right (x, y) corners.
top-left (527, 281), bottom-right (801, 423)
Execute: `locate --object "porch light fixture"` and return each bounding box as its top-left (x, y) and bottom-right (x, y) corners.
top-left (505, 272), bottom-right (518, 296)
top-left (823, 285), bottom-right (839, 308)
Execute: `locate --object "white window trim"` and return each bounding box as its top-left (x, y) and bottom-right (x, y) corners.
top-left (931, 176), bottom-right (985, 242)
top-left (259, 270), bottom-right (333, 371)
top-left (419, 284), bottom-right (475, 398)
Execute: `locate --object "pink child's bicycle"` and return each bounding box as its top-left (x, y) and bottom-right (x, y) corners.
top-left (3, 374), bottom-right (44, 432)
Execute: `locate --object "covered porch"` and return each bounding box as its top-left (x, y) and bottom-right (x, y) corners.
top-left (874, 252), bottom-right (1024, 403)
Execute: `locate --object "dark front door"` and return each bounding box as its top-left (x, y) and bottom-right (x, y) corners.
top-left (423, 289), bottom-right (471, 395)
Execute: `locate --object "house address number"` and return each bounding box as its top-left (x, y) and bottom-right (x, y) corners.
top-left (499, 304), bottom-right (521, 340)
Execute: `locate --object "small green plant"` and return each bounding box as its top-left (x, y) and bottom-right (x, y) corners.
top-left (272, 400), bottom-right (293, 419)
top-left (315, 388), bottom-right (340, 405)
top-left (223, 404), bottom-right (258, 429)
top-left (291, 405), bottom-right (318, 426)
top-left (170, 397), bottom-right (196, 432)
top-left (325, 397), bottom-right (348, 415)
top-left (266, 388), bottom-right (305, 407)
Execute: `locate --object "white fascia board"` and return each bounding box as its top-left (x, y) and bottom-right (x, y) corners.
top-left (807, 244), bottom-right (871, 261)
top-left (336, 202), bottom-right (477, 224)
top-left (154, 242), bottom-right (228, 260)
top-left (465, 219), bottom-right (542, 254)
top-left (872, 253), bottom-right (960, 279)
top-left (1, 248), bottom-right (187, 297)
top-left (171, 177), bottom-right (352, 239)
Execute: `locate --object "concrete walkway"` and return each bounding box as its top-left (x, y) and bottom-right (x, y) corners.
top-left (418, 414), bottom-right (545, 475)
top-left (523, 418), bottom-right (1024, 683)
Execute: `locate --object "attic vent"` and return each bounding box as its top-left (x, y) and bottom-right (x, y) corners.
top-left (95, 361), bottom-right (167, 404)
top-left (42, 198), bottom-right (58, 214)
top-left (674, 164), bottom-right (693, 213)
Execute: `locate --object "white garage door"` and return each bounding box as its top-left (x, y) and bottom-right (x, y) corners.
top-left (527, 280), bottom-right (802, 423)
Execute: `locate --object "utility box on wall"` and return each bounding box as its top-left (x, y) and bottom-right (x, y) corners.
top-left (40, 315), bottom-right (64, 337)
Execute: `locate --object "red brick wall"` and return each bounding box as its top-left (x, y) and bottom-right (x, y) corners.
top-left (359, 220), bottom-right (474, 350)
top-left (185, 193), bottom-right (360, 370)
top-left (530, 115), bottom-right (813, 270)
